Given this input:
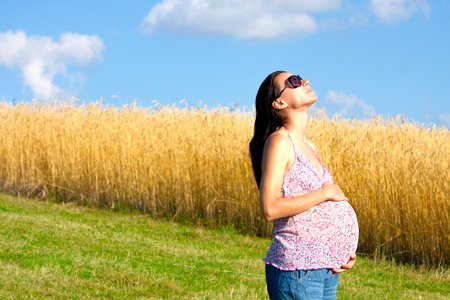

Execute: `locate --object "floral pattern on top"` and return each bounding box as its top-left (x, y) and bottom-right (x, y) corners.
top-left (263, 128), bottom-right (359, 270)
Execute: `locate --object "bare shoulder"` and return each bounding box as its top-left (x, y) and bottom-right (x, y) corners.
top-left (262, 129), bottom-right (293, 172)
top-left (264, 129), bottom-right (291, 152)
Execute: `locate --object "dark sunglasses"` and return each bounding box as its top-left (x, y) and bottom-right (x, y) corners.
top-left (278, 75), bottom-right (303, 98)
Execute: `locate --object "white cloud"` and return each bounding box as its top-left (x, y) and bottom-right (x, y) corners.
top-left (437, 114), bottom-right (450, 128)
top-left (141, 0), bottom-right (342, 40)
top-left (324, 90), bottom-right (376, 118)
top-left (0, 30), bottom-right (104, 100)
top-left (370, 0), bottom-right (430, 23)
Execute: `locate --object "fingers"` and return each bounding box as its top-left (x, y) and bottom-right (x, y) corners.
top-left (342, 253), bottom-right (357, 269)
top-left (321, 182), bottom-right (348, 201)
top-left (331, 254), bottom-right (357, 276)
top-left (330, 268), bottom-right (346, 276)
top-left (341, 261), bottom-right (355, 269)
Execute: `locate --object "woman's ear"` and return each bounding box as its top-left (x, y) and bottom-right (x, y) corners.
top-left (272, 98), bottom-right (286, 110)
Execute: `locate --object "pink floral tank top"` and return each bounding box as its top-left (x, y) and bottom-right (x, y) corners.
top-left (263, 127), bottom-right (359, 270)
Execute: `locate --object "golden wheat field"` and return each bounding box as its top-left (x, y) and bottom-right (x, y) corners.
top-left (0, 100), bottom-right (449, 266)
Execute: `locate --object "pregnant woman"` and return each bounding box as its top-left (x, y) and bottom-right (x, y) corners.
top-left (249, 71), bottom-right (359, 300)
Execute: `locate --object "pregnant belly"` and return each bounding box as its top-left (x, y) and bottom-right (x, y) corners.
top-left (294, 201), bottom-right (359, 255)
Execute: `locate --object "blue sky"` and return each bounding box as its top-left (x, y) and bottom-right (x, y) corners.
top-left (1, 0), bottom-right (449, 127)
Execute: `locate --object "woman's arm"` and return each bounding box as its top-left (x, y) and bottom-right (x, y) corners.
top-left (259, 134), bottom-right (348, 221)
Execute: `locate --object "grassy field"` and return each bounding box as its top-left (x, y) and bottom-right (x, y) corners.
top-left (0, 100), bottom-right (449, 266)
top-left (1, 193), bottom-right (449, 299)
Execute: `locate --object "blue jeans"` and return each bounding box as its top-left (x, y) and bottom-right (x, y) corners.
top-left (265, 264), bottom-right (339, 300)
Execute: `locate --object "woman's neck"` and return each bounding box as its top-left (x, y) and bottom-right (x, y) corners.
top-left (282, 109), bottom-right (308, 139)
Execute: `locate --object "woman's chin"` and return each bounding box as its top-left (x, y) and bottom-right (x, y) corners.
top-left (306, 96), bottom-right (318, 106)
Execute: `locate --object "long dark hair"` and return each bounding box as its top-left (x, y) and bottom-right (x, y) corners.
top-left (249, 70), bottom-right (286, 189)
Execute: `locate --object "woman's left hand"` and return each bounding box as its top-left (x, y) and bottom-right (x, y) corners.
top-left (331, 253), bottom-right (356, 276)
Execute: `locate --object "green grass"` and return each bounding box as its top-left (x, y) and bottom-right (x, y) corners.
top-left (0, 193), bottom-right (449, 299)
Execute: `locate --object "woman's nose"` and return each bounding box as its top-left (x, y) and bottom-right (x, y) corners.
top-left (302, 80), bottom-right (309, 87)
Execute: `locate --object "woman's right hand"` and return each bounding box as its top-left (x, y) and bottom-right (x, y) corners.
top-left (321, 182), bottom-right (348, 201)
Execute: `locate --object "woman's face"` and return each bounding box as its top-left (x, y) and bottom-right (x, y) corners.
top-left (273, 72), bottom-right (318, 109)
